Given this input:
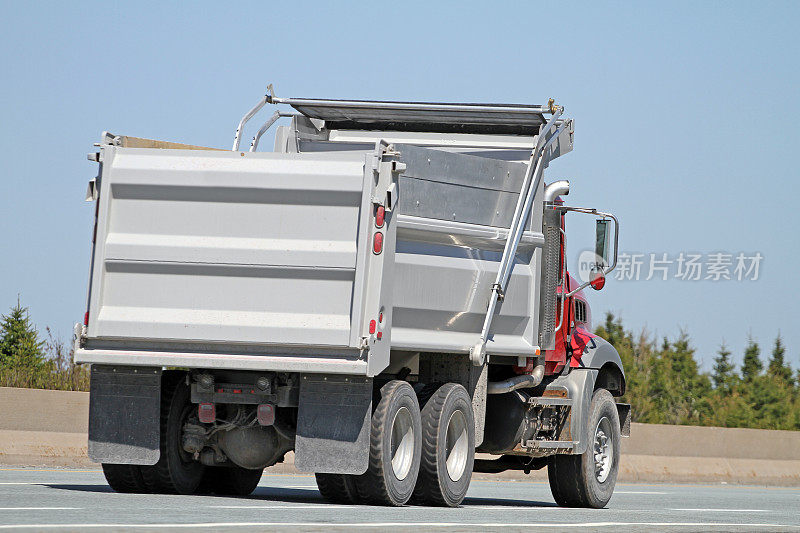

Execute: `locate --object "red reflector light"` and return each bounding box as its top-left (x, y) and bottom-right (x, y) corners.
top-left (377, 331), bottom-right (383, 340)
top-left (373, 232), bottom-right (383, 254)
top-left (257, 404), bottom-right (275, 426)
top-left (375, 205), bottom-right (385, 228)
top-left (379, 312), bottom-right (383, 323)
top-left (84, 311), bottom-right (89, 327)
top-left (198, 403), bottom-right (216, 423)
top-left (369, 319), bottom-right (376, 334)
top-left (590, 272), bottom-right (606, 291)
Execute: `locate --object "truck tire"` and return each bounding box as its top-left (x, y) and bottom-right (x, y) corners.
top-left (140, 374), bottom-right (206, 494)
top-left (412, 383), bottom-right (475, 507)
top-left (315, 473), bottom-right (361, 504)
top-left (547, 388), bottom-right (620, 508)
top-left (202, 466), bottom-right (264, 496)
top-left (355, 380), bottom-right (422, 506)
top-left (101, 464), bottom-right (147, 493)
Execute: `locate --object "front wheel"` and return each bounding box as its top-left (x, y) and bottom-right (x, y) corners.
top-left (548, 388), bottom-right (620, 508)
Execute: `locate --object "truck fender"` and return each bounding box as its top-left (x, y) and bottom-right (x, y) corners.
top-left (573, 333), bottom-right (626, 396)
top-left (544, 368), bottom-right (597, 455)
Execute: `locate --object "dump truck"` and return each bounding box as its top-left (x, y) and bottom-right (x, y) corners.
top-left (75, 86), bottom-right (629, 508)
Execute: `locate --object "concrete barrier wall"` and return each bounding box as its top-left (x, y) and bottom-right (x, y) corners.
top-left (622, 422), bottom-right (800, 460)
top-left (0, 387), bottom-right (90, 467)
top-left (2, 387), bottom-right (799, 485)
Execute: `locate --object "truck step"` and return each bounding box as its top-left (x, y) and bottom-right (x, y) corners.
top-left (524, 440), bottom-right (576, 449)
top-left (527, 397), bottom-right (573, 407)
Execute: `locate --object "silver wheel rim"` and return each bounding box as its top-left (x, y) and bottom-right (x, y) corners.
top-left (390, 407), bottom-right (415, 481)
top-left (445, 409), bottom-right (469, 481)
top-left (594, 416), bottom-right (613, 483)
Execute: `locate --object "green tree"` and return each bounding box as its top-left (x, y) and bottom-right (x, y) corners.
top-left (655, 332), bottom-right (712, 425)
top-left (0, 299), bottom-right (47, 372)
top-left (745, 374), bottom-right (793, 430)
top-left (706, 391), bottom-right (755, 428)
top-left (595, 313), bottom-right (800, 431)
top-left (595, 313), bottom-right (656, 423)
top-left (712, 342), bottom-right (737, 393)
top-left (767, 334), bottom-right (793, 386)
top-left (741, 336), bottom-right (763, 383)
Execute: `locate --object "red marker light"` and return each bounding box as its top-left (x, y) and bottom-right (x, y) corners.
top-left (375, 205), bottom-right (385, 227)
top-left (379, 312), bottom-right (383, 323)
top-left (84, 311), bottom-right (89, 327)
top-left (369, 320), bottom-right (377, 334)
top-left (377, 331), bottom-right (383, 340)
top-left (373, 232), bottom-right (383, 254)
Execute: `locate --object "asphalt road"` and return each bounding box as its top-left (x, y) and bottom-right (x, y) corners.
top-left (0, 467), bottom-right (798, 532)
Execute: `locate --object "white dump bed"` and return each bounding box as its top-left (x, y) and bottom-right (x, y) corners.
top-left (88, 148), bottom-right (365, 346)
top-left (76, 100), bottom-right (573, 376)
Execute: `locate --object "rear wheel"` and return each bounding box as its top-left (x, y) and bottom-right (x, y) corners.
top-left (412, 383), bottom-right (475, 507)
top-left (355, 380), bottom-right (422, 506)
top-left (315, 473), bottom-right (361, 504)
top-left (140, 374), bottom-right (206, 494)
top-left (548, 388), bottom-right (620, 508)
top-left (101, 464), bottom-right (147, 493)
top-left (201, 466), bottom-right (264, 496)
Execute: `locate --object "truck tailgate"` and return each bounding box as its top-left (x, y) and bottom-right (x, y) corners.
top-left (81, 147), bottom-right (370, 355)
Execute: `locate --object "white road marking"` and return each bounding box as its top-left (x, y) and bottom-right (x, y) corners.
top-left (464, 506), bottom-right (577, 510)
top-left (0, 508), bottom-right (80, 511)
top-left (0, 522), bottom-right (797, 530)
top-left (615, 490), bottom-right (668, 494)
top-left (673, 508), bottom-right (770, 512)
top-left (212, 505), bottom-right (354, 509)
top-left (0, 483), bottom-right (52, 485)
top-left (215, 505), bottom-right (588, 511)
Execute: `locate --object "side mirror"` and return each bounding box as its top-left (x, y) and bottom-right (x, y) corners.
top-left (591, 219), bottom-right (610, 291)
top-left (595, 219), bottom-right (610, 267)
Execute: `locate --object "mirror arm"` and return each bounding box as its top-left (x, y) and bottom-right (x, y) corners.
top-left (559, 207), bottom-right (619, 297)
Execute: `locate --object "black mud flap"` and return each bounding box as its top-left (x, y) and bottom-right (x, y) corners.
top-left (616, 403), bottom-right (631, 437)
top-left (294, 374), bottom-right (372, 475)
top-left (88, 365), bottom-right (162, 465)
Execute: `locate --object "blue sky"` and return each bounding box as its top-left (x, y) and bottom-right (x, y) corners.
top-left (1, 1), bottom-right (798, 370)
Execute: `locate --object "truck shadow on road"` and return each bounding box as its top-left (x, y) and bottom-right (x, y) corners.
top-left (461, 497), bottom-right (558, 508)
top-left (43, 484), bottom-right (558, 508)
top-left (42, 484), bottom-right (325, 502)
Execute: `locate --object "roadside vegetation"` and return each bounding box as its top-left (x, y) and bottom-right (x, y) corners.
top-left (1, 300), bottom-right (798, 429)
top-left (0, 299), bottom-right (89, 391)
top-left (597, 312), bottom-right (800, 430)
